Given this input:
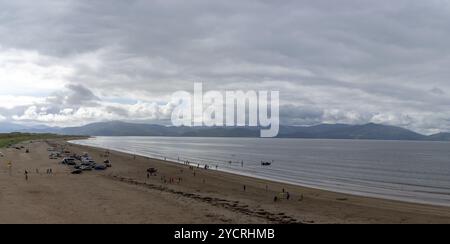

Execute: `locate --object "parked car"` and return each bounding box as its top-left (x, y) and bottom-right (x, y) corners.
top-left (80, 165), bottom-right (93, 171)
top-left (94, 164), bottom-right (107, 170)
top-left (71, 169), bottom-right (82, 174)
top-left (62, 158), bottom-right (76, 165)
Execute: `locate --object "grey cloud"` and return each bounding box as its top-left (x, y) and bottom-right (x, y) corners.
top-left (430, 87), bottom-right (446, 96)
top-left (1, 1), bottom-right (450, 133)
top-left (43, 84), bottom-right (100, 113)
top-left (280, 105), bottom-right (324, 126)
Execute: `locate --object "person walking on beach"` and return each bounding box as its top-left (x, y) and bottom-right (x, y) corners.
top-left (25, 170), bottom-right (28, 181)
top-left (286, 192), bottom-right (290, 200)
top-left (7, 161), bottom-right (12, 176)
top-left (243, 185), bottom-right (246, 191)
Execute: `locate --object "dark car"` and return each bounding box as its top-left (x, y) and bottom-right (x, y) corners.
top-left (94, 165), bottom-right (107, 170)
top-left (71, 169), bottom-right (82, 174)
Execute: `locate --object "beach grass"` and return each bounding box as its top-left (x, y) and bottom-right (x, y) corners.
top-left (0, 133), bottom-right (72, 148)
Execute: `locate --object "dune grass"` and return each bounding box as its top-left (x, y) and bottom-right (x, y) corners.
top-left (0, 133), bottom-right (73, 148)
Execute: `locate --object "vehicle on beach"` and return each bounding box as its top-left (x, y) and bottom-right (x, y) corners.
top-left (59, 152), bottom-right (109, 172)
top-left (49, 152), bottom-right (61, 159)
top-left (62, 157), bottom-right (76, 165)
top-left (71, 169), bottom-right (82, 174)
top-left (81, 159), bottom-right (95, 165)
top-left (94, 164), bottom-right (107, 170)
top-left (147, 167), bottom-right (157, 175)
top-left (80, 165), bottom-right (93, 171)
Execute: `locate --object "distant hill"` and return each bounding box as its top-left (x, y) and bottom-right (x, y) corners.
top-left (0, 121), bottom-right (449, 141)
top-left (278, 123), bottom-right (427, 140)
top-left (427, 132), bottom-right (450, 141)
top-left (0, 122), bottom-right (30, 133)
top-left (59, 121), bottom-right (261, 137)
top-left (61, 121), bottom-right (176, 136)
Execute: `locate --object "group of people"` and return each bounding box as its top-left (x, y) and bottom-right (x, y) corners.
top-left (25, 168), bottom-right (54, 180)
top-left (146, 156), bottom-right (302, 204)
top-left (182, 160), bottom-right (220, 171)
top-left (272, 188), bottom-right (301, 202)
top-left (159, 175), bottom-right (182, 184)
top-left (242, 184), bottom-right (298, 203)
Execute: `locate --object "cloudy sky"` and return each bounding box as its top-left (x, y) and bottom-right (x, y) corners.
top-left (0, 0), bottom-right (450, 134)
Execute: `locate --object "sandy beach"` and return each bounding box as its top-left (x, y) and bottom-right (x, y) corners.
top-left (1, 139), bottom-right (450, 224)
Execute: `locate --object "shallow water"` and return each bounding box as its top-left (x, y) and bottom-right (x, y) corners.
top-left (71, 137), bottom-right (450, 206)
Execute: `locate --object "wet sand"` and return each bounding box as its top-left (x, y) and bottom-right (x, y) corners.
top-left (1, 139), bottom-right (450, 224)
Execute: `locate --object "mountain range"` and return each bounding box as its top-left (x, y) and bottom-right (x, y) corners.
top-left (1, 121), bottom-right (450, 141)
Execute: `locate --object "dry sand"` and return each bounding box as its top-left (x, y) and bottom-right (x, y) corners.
top-left (0, 139), bottom-right (450, 224)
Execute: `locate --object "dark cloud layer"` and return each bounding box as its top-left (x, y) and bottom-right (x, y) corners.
top-left (0, 0), bottom-right (450, 133)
